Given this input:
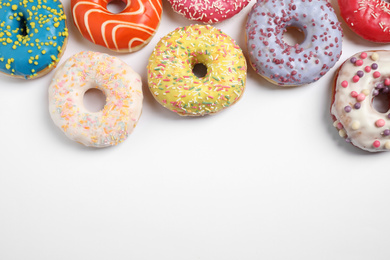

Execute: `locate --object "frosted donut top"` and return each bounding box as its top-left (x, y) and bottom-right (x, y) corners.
top-left (246, 0), bottom-right (342, 86)
top-left (0, 0), bottom-right (68, 79)
top-left (331, 51), bottom-right (390, 152)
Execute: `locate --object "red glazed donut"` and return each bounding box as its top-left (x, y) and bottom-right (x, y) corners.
top-left (71, 0), bottom-right (162, 52)
top-left (338, 0), bottom-right (390, 42)
top-left (167, 0), bottom-right (250, 24)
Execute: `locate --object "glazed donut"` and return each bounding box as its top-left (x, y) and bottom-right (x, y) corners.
top-left (331, 50), bottom-right (390, 152)
top-left (0, 0), bottom-right (68, 79)
top-left (71, 0), bottom-right (162, 53)
top-left (167, 0), bottom-right (250, 24)
top-left (246, 0), bottom-right (343, 86)
top-left (338, 0), bottom-right (390, 42)
top-left (49, 51), bottom-right (143, 147)
top-left (147, 24), bottom-right (247, 116)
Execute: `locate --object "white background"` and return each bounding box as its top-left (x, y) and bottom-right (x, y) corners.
top-left (1, 0), bottom-right (390, 259)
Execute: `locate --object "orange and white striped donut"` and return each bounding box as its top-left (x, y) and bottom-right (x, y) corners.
top-left (71, 0), bottom-right (162, 52)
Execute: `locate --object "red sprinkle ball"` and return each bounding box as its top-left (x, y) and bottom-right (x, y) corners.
top-left (376, 119), bottom-right (385, 127)
top-left (355, 60), bottom-right (364, 66)
top-left (385, 78), bottom-right (390, 86)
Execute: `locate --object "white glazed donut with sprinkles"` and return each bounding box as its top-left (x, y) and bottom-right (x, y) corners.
top-left (331, 50), bottom-right (390, 152)
top-left (246, 0), bottom-right (343, 86)
top-left (49, 51), bottom-right (143, 148)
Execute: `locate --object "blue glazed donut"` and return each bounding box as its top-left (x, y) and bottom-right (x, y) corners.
top-left (246, 0), bottom-right (343, 86)
top-left (0, 0), bottom-right (68, 79)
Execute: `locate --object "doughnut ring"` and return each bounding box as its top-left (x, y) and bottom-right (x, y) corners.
top-left (71, 0), bottom-right (162, 53)
top-left (49, 51), bottom-right (143, 147)
top-left (0, 0), bottom-right (68, 79)
top-left (338, 0), bottom-right (390, 42)
top-left (147, 24), bottom-right (247, 116)
top-left (246, 0), bottom-right (343, 86)
top-left (331, 50), bottom-right (390, 152)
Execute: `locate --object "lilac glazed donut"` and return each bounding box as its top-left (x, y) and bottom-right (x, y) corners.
top-left (167, 0), bottom-right (251, 24)
top-left (246, 0), bottom-right (343, 86)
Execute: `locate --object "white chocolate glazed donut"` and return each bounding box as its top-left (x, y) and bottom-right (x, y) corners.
top-left (331, 50), bottom-right (390, 152)
top-left (49, 51), bottom-right (143, 147)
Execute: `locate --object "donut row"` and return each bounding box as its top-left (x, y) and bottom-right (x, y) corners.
top-left (0, 0), bottom-right (385, 81)
top-left (2, 0), bottom-right (390, 152)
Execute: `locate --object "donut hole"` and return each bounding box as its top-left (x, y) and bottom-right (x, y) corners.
top-left (19, 17), bottom-right (28, 37)
top-left (192, 63), bottom-right (208, 78)
top-left (373, 91), bottom-right (390, 113)
top-left (106, 0), bottom-right (126, 14)
top-left (283, 26), bottom-right (305, 46)
top-left (83, 88), bottom-right (107, 112)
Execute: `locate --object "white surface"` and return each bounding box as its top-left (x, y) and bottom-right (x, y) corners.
top-left (1, 0), bottom-right (390, 259)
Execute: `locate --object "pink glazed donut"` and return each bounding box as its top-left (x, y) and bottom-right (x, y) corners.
top-left (167, 0), bottom-right (251, 24)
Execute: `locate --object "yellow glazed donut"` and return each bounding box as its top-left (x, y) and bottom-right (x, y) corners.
top-left (49, 51), bottom-right (143, 148)
top-left (147, 24), bottom-right (247, 116)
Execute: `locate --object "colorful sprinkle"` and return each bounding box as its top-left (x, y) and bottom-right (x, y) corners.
top-left (339, 129), bottom-right (347, 138)
top-left (362, 89), bottom-right (370, 96)
top-left (376, 119), bottom-right (385, 127)
top-left (356, 93), bottom-right (366, 102)
top-left (341, 80), bottom-right (348, 88)
top-left (371, 53), bottom-right (379, 61)
top-left (351, 121), bottom-right (360, 130)
top-left (385, 78), bottom-right (390, 86)
top-left (354, 102), bottom-right (361, 109)
top-left (355, 60), bottom-right (363, 66)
